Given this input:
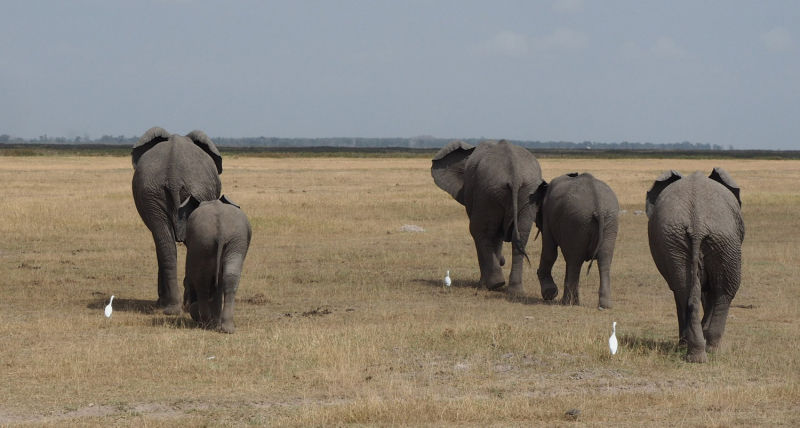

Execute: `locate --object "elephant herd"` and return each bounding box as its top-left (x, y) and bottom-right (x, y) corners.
top-left (131, 130), bottom-right (743, 363)
top-left (432, 139), bottom-right (744, 364)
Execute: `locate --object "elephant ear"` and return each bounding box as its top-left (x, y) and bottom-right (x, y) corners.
top-left (709, 167), bottom-right (741, 207)
top-left (176, 195), bottom-right (202, 243)
top-left (431, 140), bottom-right (475, 205)
top-left (530, 180), bottom-right (548, 231)
top-left (219, 195), bottom-right (241, 209)
top-left (645, 170), bottom-right (684, 217)
top-left (132, 126), bottom-right (171, 169)
top-left (186, 130), bottom-right (223, 174)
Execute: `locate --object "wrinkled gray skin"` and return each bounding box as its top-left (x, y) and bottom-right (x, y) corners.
top-left (646, 168), bottom-right (744, 363)
top-left (131, 127), bottom-right (223, 315)
top-left (536, 173), bottom-right (619, 308)
top-left (179, 195), bottom-right (251, 334)
top-left (432, 140), bottom-right (546, 294)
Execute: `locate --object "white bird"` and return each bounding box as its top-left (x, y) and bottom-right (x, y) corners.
top-left (104, 295), bottom-right (114, 318)
top-left (609, 321), bottom-right (618, 355)
top-left (444, 271), bottom-right (451, 287)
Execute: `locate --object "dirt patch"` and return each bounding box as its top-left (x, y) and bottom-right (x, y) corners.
top-left (302, 307), bottom-right (332, 317)
top-left (243, 292), bottom-right (271, 305)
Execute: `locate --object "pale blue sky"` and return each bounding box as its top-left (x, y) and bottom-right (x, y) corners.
top-left (1, 1), bottom-right (798, 148)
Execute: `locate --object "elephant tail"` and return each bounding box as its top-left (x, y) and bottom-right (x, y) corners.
top-left (167, 184), bottom-right (184, 242)
top-left (586, 212), bottom-right (605, 276)
top-left (212, 240), bottom-right (224, 299)
top-left (510, 182), bottom-right (531, 265)
top-left (687, 230), bottom-right (703, 311)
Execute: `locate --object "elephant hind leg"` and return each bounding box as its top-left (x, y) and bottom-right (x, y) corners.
top-left (153, 231), bottom-right (181, 315)
top-left (537, 229), bottom-right (559, 301)
top-left (561, 259), bottom-right (582, 306)
top-left (474, 235), bottom-right (505, 290)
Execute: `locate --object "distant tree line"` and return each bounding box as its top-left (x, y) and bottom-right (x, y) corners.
top-left (0, 133), bottom-right (729, 150)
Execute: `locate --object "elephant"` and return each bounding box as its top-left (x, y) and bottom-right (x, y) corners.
top-left (178, 195), bottom-right (252, 334)
top-left (431, 140), bottom-right (546, 294)
top-left (646, 168), bottom-right (744, 363)
top-left (131, 126), bottom-right (223, 315)
top-left (534, 172), bottom-right (619, 308)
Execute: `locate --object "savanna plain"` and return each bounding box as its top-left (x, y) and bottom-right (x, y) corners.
top-left (0, 153), bottom-right (798, 427)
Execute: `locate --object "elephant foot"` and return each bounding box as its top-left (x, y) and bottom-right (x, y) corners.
top-left (685, 350), bottom-right (708, 363)
top-left (506, 282), bottom-right (524, 297)
top-left (483, 274), bottom-right (506, 291)
top-left (541, 287), bottom-right (558, 301)
top-left (598, 296), bottom-right (613, 310)
top-left (560, 296), bottom-right (579, 306)
top-left (220, 322), bottom-right (236, 334)
top-left (162, 303), bottom-right (182, 316)
top-left (705, 341), bottom-right (721, 354)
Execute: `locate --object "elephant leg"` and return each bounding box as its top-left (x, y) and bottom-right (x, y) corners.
top-left (673, 291), bottom-right (687, 346)
top-left (473, 234), bottom-right (505, 290)
top-left (495, 240), bottom-right (505, 267)
top-left (153, 230), bottom-right (181, 315)
top-left (703, 298), bottom-right (731, 353)
top-left (507, 239), bottom-right (526, 296)
top-left (684, 291), bottom-right (707, 363)
top-left (207, 285), bottom-right (223, 331)
top-left (195, 282), bottom-right (213, 328)
top-left (704, 265), bottom-right (739, 352)
top-left (537, 229), bottom-right (559, 301)
top-left (596, 223), bottom-right (617, 309)
top-left (219, 275), bottom-right (241, 334)
top-left (561, 259), bottom-right (582, 306)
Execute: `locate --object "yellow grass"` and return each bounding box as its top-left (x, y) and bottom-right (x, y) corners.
top-left (0, 156), bottom-right (798, 427)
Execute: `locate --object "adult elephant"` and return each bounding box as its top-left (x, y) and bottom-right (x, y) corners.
top-left (132, 126), bottom-right (223, 315)
top-left (646, 168), bottom-right (744, 363)
top-left (535, 172), bottom-right (619, 309)
top-left (431, 140), bottom-right (546, 295)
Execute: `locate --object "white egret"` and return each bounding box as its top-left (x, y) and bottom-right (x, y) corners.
top-left (105, 295), bottom-right (114, 318)
top-left (444, 271), bottom-right (451, 287)
top-left (609, 321), bottom-right (618, 355)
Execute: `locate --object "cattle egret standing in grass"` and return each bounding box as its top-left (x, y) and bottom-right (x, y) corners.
top-left (105, 295), bottom-right (114, 318)
top-left (609, 321), bottom-right (618, 355)
top-left (444, 271), bottom-right (451, 287)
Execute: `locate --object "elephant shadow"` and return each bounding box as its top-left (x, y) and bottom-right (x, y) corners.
top-left (412, 278), bottom-right (551, 306)
top-left (86, 298), bottom-right (159, 314)
top-left (412, 277), bottom-right (482, 289)
top-left (149, 315), bottom-right (198, 330)
top-left (618, 334), bottom-right (681, 356)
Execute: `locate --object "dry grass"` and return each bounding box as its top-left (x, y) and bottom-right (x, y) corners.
top-left (0, 156), bottom-right (798, 427)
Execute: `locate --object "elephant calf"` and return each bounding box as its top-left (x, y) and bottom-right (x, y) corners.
top-left (646, 168), bottom-right (744, 363)
top-left (535, 173), bottom-right (619, 308)
top-left (178, 195), bottom-right (252, 334)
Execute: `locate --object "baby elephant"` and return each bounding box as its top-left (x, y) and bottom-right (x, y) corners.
top-left (178, 195), bottom-right (252, 333)
top-left (534, 173), bottom-right (619, 309)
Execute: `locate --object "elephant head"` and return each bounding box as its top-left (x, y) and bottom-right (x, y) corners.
top-left (645, 167), bottom-right (741, 217)
top-left (132, 127), bottom-right (223, 174)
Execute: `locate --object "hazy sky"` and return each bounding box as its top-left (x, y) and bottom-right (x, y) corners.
top-left (1, 1), bottom-right (799, 149)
